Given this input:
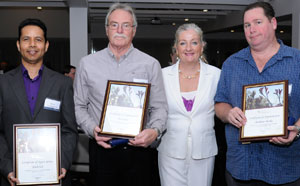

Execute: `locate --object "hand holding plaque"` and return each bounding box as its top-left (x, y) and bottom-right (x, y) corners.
top-left (99, 81), bottom-right (150, 139)
top-left (239, 80), bottom-right (288, 142)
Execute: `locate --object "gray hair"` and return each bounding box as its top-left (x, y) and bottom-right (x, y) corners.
top-left (175, 23), bottom-right (203, 45)
top-left (105, 3), bottom-right (138, 28)
top-left (174, 23), bottom-right (208, 63)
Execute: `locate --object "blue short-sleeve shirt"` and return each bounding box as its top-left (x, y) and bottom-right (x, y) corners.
top-left (214, 40), bottom-right (300, 184)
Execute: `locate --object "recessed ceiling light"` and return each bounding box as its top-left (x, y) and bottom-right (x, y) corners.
top-left (184, 18), bottom-right (189, 22)
top-left (280, 30), bottom-right (284, 34)
top-left (203, 9), bottom-right (208, 12)
top-left (37, 6), bottom-right (42, 10)
top-left (230, 30), bottom-right (235, 33)
top-left (172, 22), bottom-right (176, 26)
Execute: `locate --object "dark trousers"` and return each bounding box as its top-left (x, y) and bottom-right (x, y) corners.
top-left (226, 170), bottom-right (300, 186)
top-left (89, 139), bottom-right (160, 186)
top-left (62, 171), bottom-right (72, 186)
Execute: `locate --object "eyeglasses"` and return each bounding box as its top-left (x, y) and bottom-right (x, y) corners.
top-left (107, 22), bottom-right (135, 30)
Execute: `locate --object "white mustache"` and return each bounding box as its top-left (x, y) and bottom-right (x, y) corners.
top-left (113, 33), bottom-right (127, 39)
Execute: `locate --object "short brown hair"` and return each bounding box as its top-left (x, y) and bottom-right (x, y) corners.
top-left (243, 2), bottom-right (275, 21)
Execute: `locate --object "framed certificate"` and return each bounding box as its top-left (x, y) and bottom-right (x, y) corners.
top-left (240, 80), bottom-right (288, 142)
top-left (13, 123), bottom-right (61, 185)
top-left (99, 80), bottom-right (150, 139)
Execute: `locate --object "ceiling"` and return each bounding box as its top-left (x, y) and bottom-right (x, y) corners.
top-left (0, 0), bottom-right (292, 39)
top-left (0, 0), bottom-right (260, 29)
top-left (87, 0), bottom-right (256, 26)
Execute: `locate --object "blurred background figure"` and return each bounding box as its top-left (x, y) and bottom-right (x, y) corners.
top-left (0, 61), bottom-right (8, 74)
top-left (157, 23), bottom-right (220, 186)
top-left (168, 45), bottom-right (177, 66)
top-left (63, 65), bottom-right (76, 81)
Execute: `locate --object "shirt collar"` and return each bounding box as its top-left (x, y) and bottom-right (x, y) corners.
top-left (274, 39), bottom-right (293, 60)
top-left (107, 44), bottom-right (134, 60)
top-left (21, 64), bottom-right (44, 80)
top-left (237, 39), bottom-right (293, 72)
top-left (239, 39), bottom-right (290, 60)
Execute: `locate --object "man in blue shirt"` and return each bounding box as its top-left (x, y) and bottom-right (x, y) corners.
top-left (215, 2), bottom-right (300, 186)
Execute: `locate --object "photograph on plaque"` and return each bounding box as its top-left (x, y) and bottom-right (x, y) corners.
top-left (99, 80), bottom-right (150, 138)
top-left (240, 80), bottom-right (288, 142)
top-left (13, 124), bottom-right (60, 185)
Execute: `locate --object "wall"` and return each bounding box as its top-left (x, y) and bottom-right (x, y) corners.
top-left (0, 7), bottom-right (69, 38)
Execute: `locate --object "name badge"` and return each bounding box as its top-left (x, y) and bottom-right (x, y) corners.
top-left (44, 98), bottom-right (61, 112)
top-left (133, 78), bottom-right (148, 83)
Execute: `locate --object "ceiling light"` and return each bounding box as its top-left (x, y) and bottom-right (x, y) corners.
top-left (203, 9), bottom-right (208, 12)
top-left (280, 30), bottom-right (284, 34)
top-left (37, 6), bottom-right (42, 10)
top-left (172, 22), bottom-right (176, 26)
top-left (184, 18), bottom-right (189, 22)
top-left (230, 30), bottom-right (235, 33)
top-left (151, 17), bottom-right (161, 25)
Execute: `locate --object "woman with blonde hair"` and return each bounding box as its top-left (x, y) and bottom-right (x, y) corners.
top-left (157, 23), bottom-right (220, 186)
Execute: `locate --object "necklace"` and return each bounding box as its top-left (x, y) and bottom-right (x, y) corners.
top-left (178, 69), bottom-right (200, 79)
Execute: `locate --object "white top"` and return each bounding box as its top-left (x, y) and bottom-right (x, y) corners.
top-left (181, 90), bottom-right (197, 100)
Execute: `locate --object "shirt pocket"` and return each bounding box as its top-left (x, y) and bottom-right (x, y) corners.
top-left (131, 71), bottom-right (149, 83)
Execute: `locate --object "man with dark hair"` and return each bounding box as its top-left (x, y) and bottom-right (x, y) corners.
top-left (74, 3), bottom-right (167, 186)
top-left (18, 18), bottom-right (48, 42)
top-left (215, 2), bottom-right (300, 186)
top-left (63, 65), bottom-right (76, 81)
top-left (0, 18), bottom-right (78, 186)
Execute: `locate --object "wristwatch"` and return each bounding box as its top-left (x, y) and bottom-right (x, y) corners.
top-left (152, 127), bottom-right (162, 140)
top-left (294, 125), bottom-right (300, 140)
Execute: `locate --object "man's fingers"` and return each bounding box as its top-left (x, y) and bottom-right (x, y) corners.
top-left (227, 107), bottom-right (247, 128)
top-left (8, 175), bottom-right (19, 185)
top-left (94, 126), bottom-right (101, 133)
top-left (58, 168), bottom-right (67, 179)
top-left (129, 129), bottom-right (156, 147)
top-left (94, 126), bottom-right (112, 148)
top-left (98, 141), bottom-right (112, 148)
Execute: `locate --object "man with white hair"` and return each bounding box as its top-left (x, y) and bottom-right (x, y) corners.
top-left (74, 3), bottom-right (167, 186)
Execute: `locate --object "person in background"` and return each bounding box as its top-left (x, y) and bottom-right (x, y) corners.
top-left (63, 65), bottom-right (76, 81)
top-left (157, 23), bottom-right (220, 186)
top-left (74, 3), bottom-right (167, 186)
top-left (0, 61), bottom-right (8, 74)
top-left (215, 2), bottom-right (300, 185)
top-left (169, 45), bottom-right (177, 65)
top-left (0, 18), bottom-right (78, 186)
